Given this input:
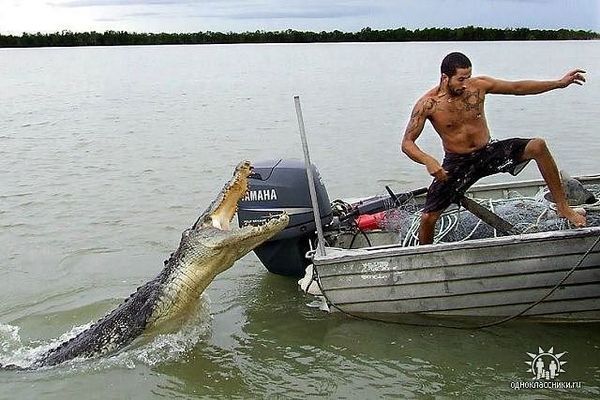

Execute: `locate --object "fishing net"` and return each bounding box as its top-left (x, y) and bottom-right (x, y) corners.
top-left (380, 184), bottom-right (600, 246)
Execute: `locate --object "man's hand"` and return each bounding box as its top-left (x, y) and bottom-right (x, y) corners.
top-left (558, 69), bottom-right (586, 88)
top-left (426, 160), bottom-right (448, 181)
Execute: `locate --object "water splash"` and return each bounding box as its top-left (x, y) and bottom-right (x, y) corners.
top-left (0, 324), bottom-right (22, 353)
top-left (99, 296), bottom-right (212, 370)
top-left (0, 296), bottom-right (212, 371)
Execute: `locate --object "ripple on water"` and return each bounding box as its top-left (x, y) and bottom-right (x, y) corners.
top-left (0, 193), bottom-right (34, 200)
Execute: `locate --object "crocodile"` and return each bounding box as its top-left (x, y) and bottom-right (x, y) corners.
top-left (1, 161), bottom-right (288, 370)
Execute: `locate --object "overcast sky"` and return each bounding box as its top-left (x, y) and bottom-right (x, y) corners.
top-left (1, 0), bottom-right (598, 35)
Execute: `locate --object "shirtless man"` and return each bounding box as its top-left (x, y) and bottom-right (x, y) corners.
top-left (401, 52), bottom-right (586, 245)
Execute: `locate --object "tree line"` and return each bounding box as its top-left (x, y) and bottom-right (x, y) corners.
top-left (1, 26), bottom-right (598, 48)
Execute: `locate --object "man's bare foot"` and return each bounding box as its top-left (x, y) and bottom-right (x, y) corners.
top-left (558, 205), bottom-right (587, 227)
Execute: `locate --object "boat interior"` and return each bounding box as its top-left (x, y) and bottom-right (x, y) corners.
top-left (325, 174), bottom-right (600, 250)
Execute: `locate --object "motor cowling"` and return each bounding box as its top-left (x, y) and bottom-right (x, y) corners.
top-left (238, 159), bottom-right (332, 276)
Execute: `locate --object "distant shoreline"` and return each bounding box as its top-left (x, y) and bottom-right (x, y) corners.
top-left (1, 26), bottom-right (598, 48)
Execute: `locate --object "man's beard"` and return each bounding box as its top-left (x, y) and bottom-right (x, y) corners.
top-left (449, 87), bottom-right (464, 96)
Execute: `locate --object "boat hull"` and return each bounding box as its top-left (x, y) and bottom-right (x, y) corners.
top-left (314, 228), bottom-right (600, 321)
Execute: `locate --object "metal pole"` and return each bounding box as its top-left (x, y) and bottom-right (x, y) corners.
top-left (294, 96), bottom-right (326, 257)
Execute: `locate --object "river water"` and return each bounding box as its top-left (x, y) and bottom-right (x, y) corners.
top-left (1, 41), bottom-right (599, 399)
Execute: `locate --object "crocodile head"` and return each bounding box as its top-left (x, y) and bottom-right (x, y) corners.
top-left (177, 160), bottom-right (289, 276)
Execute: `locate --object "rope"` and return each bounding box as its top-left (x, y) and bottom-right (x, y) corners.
top-left (472, 233), bottom-right (600, 328)
top-left (398, 193), bottom-right (597, 245)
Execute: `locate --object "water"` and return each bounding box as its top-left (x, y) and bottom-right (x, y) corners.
top-left (1, 41), bottom-right (599, 398)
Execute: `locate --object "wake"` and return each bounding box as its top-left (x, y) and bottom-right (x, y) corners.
top-left (0, 296), bottom-right (212, 371)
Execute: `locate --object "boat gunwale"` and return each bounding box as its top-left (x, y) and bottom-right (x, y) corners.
top-left (466, 173), bottom-right (600, 194)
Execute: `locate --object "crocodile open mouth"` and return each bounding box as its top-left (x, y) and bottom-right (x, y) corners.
top-left (209, 160), bottom-right (252, 230)
top-left (193, 160), bottom-right (288, 235)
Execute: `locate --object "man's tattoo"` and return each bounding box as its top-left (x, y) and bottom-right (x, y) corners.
top-left (461, 90), bottom-right (484, 112)
top-left (424, 98), bottom-right (436, 113)
top-left (407, 99), bottom-right (435, 135)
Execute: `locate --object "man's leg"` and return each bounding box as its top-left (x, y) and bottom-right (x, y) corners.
top-left (419, 210), bottom-right (444, 244)
top-left (521, 138), bottom-right (586, 227)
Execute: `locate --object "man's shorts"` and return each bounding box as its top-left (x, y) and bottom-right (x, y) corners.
top-left (422, 138), bottom-right (532, 213)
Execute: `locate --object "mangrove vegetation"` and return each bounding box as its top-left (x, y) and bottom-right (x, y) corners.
top-left (1, 26), bottom-right (598, 48)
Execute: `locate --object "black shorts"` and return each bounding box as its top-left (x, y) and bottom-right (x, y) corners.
top-left (422, 138), bottom-right (532, 213)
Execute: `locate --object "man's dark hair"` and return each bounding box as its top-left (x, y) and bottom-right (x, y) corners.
top-left (441, 52), bottom-right (471, 77)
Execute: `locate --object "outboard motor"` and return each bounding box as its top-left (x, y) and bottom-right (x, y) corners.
top-left (238, 159), bottom-right (332, 276)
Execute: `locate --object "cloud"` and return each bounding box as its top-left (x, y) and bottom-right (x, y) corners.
top-left (53, 0), bottom-right (379, 22)
top-left (50, 0), bottom-right (376, 15)
top-left (11, 0), bottom-right (598, 33)
top-left (196, 6), bottom-right (374, 20)
top-left (122, 11), bottom-right (163, 17)
top-left (51, 0), bottom-right (201, 6)
top-left (93, 11), bottom-right (163, 22)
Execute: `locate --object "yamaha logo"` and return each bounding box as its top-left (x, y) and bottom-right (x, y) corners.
top-left (243, 189), bottom-right (278, 202)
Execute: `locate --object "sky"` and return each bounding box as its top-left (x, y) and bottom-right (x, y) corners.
top-left (0, 0), bottom-right (598, 35)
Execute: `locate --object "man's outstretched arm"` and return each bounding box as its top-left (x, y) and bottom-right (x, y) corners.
top-left (479, 69), bottom-right (586, 95)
